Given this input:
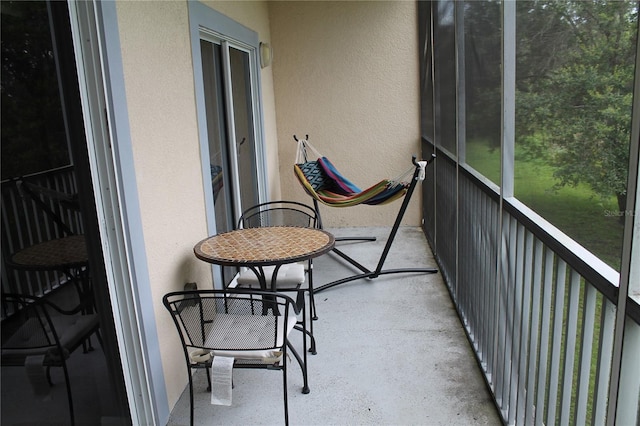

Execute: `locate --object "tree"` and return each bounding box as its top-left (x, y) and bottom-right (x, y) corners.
top-left (517, 0), bottom-right (638, 213)
top-left (1, 1), bottom-right (70, 180)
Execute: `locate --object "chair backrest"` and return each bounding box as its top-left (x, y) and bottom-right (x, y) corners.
top-left (238, 201), bottom-right (319, 229)
top-left (17, 179), bottom-right (80, 237)
top-left (163, 289), bottom-right (296, 356)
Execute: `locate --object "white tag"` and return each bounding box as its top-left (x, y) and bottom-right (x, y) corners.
top-left (25, 354), bottom-right (51, 400)
top-left (417, 161), bottom-right (428, 181)
top-left (210, 356), bottom-right (234, 406)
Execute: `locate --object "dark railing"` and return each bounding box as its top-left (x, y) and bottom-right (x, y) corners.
top-left (1, 166), bottom-right (83, 312)
top-left (422, 140), bottom-right (640, 425)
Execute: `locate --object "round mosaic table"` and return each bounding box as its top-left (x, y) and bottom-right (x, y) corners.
top-left (10, 234), bottom-right (94, 320)
top-left (11, 235), bottom-right (88, 271)
top-left (194, 226), bottom-right (335, 290)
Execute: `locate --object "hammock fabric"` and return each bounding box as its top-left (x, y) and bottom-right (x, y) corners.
top-left (294, 143), bottom-right (411, 207)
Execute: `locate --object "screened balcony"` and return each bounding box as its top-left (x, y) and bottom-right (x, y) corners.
top-left (3, 159), bottom-right (639, 425)
top-left (2, 1), bottom-right (639, 425)
top-left (418, 1), bottom-right (640, 425)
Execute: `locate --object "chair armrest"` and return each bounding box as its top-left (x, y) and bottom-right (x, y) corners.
top-left (3, 293), bottom-right (84, 316)
top-left (42, 299), bottom-right (85, 316)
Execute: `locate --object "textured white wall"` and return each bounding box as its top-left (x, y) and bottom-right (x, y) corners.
top-left (269, 1), bottom-right (422, 227)
top-left (116, 0), bottom-right (209, 409)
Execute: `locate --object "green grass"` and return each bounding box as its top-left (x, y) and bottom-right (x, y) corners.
top-left (466, 140), bottom-right (624, 270)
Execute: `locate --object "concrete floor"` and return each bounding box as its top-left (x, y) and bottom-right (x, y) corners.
top-left (167, 227), bottom-right (502, 426)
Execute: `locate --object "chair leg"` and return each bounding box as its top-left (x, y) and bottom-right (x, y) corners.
top-left (286, 341), bottom-right (309, 394)
top-left (282, 355), bottom-right (289, 426)
top-left (301, 307), bottom-right (309, 393)
top-left (294, 325), bottom-right (317, 356)
top-left (94, 328), bottom-right (104, 349)
top-left (307, 261), bottom-right (318, 354)
top-left (61, 361), bottom-right (75, 426)
top-left (188, 367), bottom-right (195, 426)
top-left (308, 261), bottom-right (318, 321)
top-left (306, 291), bottom-right (317, 355)
top-left (81, 338), bottom-right (93, 353)
top-left (291, 301), bottom-right (311, 393)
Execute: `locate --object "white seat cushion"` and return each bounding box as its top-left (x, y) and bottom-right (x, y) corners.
top-left (237, 264), bottom-right (305, 287)
top-left (204, 313), bottom-right (298, 361)
top-left (2, 314), bottom-right (99, 364)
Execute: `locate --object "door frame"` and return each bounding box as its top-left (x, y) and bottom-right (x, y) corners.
top-left (68, 1), bottom-right (168, 424)
top-left (189, 1), bottom-right (268, 239)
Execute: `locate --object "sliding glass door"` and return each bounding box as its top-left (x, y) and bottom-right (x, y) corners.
top-left (196, 16), bottom-right (265, 287)
top-left (1, 1), bottom-right (130, 423)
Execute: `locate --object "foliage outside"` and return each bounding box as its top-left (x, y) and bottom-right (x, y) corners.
top-left (467, 140), bottom-right (623, 270)
top-left (464, 0), bottom-right (637, 271)
top-left (515, 0), bottom-right (638, 215)
top-left (1, 1), bottom-right (70, 181)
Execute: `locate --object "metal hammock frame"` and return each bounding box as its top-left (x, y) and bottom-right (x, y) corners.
top-left (293, 136), bottom-right (438, 292)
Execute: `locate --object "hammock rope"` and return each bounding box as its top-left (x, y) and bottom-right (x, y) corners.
top-left (294, 139), bottom-right (417, 207)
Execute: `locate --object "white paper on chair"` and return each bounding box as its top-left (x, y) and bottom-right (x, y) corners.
top-left (25, 354), bottom-right (52, 400)
top-left (210, 356), bottom-right (234, 406)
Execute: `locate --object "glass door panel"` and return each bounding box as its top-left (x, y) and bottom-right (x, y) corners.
top-left (1, 1), bottom-right (130, 424)
top-left (200, 38), bottom-right (261, 287)
top-left (229, 47), bottom-right (259, 211)
top-left (200, 39), bottom-right (235, 286)
top-left (201, 40), bottom-right (233, 235)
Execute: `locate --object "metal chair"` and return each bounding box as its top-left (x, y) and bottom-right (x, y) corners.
top-left (162, 288), bottom-right (308, 426)
top-left (236, 201), bottom-right (321, 353)
top-left (4, 177), bottom-right (91, 315)
top-left (1, 293), bottom-right (102, 426)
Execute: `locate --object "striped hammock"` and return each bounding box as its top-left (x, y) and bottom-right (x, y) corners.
top-left (293, 139), bottom-right (415, 207)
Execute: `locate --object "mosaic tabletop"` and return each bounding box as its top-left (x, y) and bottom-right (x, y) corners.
top-left (194, 226), bottom-right (335, 267)
top-left (11, 234), bottom-right (88, 270)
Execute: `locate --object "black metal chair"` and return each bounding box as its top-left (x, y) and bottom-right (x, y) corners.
top-left (236, 201), bottom-right (321, 353)
top-left (16, 178), bottom-right (81, 237)
top-left (163, 288), bottom-right (308, 426)
top-left (4, 177), bottom-right (91, 315)
top-left (1, 293), bottom-right (102, 426)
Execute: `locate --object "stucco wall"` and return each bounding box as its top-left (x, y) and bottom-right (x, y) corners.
top-left (115, 0), bottom-right (278, 410)
top-left (269, 1), bottom-right (422, 227)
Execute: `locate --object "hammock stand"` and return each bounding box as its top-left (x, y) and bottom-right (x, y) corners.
top-left (293, 136), bottom-right (438, 293)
